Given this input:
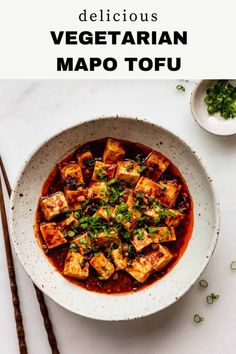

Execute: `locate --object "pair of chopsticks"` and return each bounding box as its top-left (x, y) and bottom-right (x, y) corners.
top-left (0, 157), bottom-right (60, 354)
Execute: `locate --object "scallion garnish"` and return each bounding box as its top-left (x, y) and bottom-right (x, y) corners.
top-left (230, 261), bottom-right (236, 270)
top-left (126, 165), bottom-right (133, 171)
top-left (199, 279), bottom-right (208, 288)
top-left (193, 314), bottom-right (204, 323)
top-left (176, 84), bottom-right (185, 92)
top-left (204, 80), bottom-right (236, 119)
top-left (206, 293), bottom-right (219, 304)
top-left (135, 193), bottom-right (144, 199)
top-left (149, 227), bottom-right (159, 233)
top-left (107, 178), bottom-right (119, 186)
top-left (69, 243), bottom-right (78, 252)
top-left (127, 260), bottom-right (132, 267)
top-left (95, 169), bottom-right (107, 181)
top-left (137, 229), bottom-right (144, 240)
top-left (138, 166), bottom-right (147, 173)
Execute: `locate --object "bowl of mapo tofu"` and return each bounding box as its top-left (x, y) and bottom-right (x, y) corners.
top-left (10, 117), bottom-right (220, 320)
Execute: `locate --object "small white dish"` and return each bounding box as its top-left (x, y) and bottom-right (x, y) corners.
top-left (9, 116), bottom-right (220, 321)
top-left (190, 80), bottom-right (236, 136)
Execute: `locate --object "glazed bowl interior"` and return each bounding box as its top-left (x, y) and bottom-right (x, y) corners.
top-left (9, 117), bottom-right (219, 321)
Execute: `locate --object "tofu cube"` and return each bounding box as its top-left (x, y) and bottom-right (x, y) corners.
top-left (120, 188), bottom-right (133, 202)
top-left (64, 188), bottom-right (87, 210)
top-left (73, 233), bottom-right (92, 254)
top-left (103, 138), bottom-right (125, 164)
top-left (111, 249), bottom-right (128, 270)
top-left (40, 222), bottom-right (67, 249)
top-left (165, 209), bottom-right (185, 227)
top-left (131, 229), bottom-right (152, 253)
top-left (40, 192), bottom-right (69, 221)
top-left (126, 256), bottom-right (153, 283)
top-left (88, 182), bottom-right (109, 202)
top-left (59, 214), bottom-right (79, 228)
top-left (96, 206), bottom-right (114, 221)
top-left (115, 161), bottom-right (140, 186)
top-left (91, 161), bottom-right (115, 181)
top-left (144, 207), bottom-right (160, 222)
top-left (150, 226), bottom-right (176, 243)
top-left (94, 230), bottom-right (120, 248)
top-left (77, 150), bottom-right (94, 181)
top-left (157, 181), bottom-right (181, 208)
top-left (135, 177), bottom-right (161, 199)
top-left (63, 251), bottom-right (89, 280)
top-left (146, 245), bottom-right (173, 271)
top-left (60, 163), bottom-right (84, 186)
top-left (144, 152), bottom-right (169, 180)
top-left (90, 253), bottom-right (115, 280)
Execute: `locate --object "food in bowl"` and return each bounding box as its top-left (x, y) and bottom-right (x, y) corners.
top-left (204, 80), bottom-right (236, 119)
top-left (35, 137), bottom-right (193, 294)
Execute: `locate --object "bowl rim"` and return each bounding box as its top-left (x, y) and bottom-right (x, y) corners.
top-left (9, 115), bottom-right (220, 321)
top-left (190, 79), bottom-right (236, 136)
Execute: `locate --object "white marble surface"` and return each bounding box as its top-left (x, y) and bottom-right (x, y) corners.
top-left (0, 80), bottom-right (236, 354)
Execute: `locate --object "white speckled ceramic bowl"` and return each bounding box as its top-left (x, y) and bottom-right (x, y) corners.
top-left (9, 117), bottom-right (220, 321)
top-left (191, 80), bottom-right (236, 136)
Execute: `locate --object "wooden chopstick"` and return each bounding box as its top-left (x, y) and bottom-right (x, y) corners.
top-left (0, 173), bottom-right (28, 354)
top-left (0, 156), bottom-right (60, 354)
top-left (0, 157), bottom-right (11, 196)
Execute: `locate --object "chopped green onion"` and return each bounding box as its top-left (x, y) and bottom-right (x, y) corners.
top-left (117, 202), bottom-right (128, 212)
top-left (206, 295), bottom-right (214, 304)
top-left (204, 80), bottom-right (236, 119)
top-left (154, 217), bottom-right (160, 224)
top-left (176, 84), bottom-right (185, 92)
top-left (149, 227), bottom-right (159, 233)
top-left (80, 223), bottom-right (88, 230)
top-left (199, 279), bottom-right (208, 288)
top-left (107, 178), bottom-right (119, 186)
top-left (137, 229), bottom-right (144, 240)
top-left (107, 243), bottom-right (114, 257)
top-left (74, 210), bottom-right (81, 219)
top-left (135, 193), bottom-right (144, 199)
top-left (230, 261), bottom-right (236, 270)
top-left (126, 165), bottom-right (134, 171)
top-left (67, 231), bottom-right (75, 237)
top-left (69, 243), bottom-right (78, 252)
top-left (79, 237), bottom-right (88, 244)
top-left (127, 260), bottom-right (132, 267)
top-left (138, 166), bottom-right (147, 173)
top-left (123, 231), bottom-right (131, 239)
top-left (128, 244), bottom-right (133, 253)
top-left (207, 293), bottom-right (219, 304)
top-left (81, 200), bottom-right (89, 209)
top-left (95, 169), bottom-right (107, 181)
top-left (160, 185), bottom-right (166, 191)
top-left (102, 165), bottom-right (109, 170)
top-left (116, 214), bottom-right (124, 223)
top-left (79, 217), bottom-right (89, 223)
top-left (136, 154), bottom-right (144, 165)
top-left (194, 314), bottom-right (204, 323)
top-left (86, 159), bottom-right (95, 167)
top-left (98, 276), bottom-right (105, 280)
